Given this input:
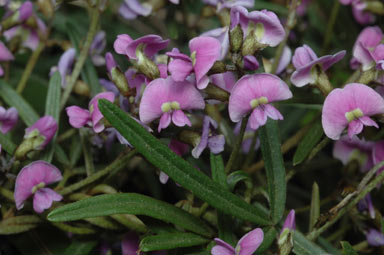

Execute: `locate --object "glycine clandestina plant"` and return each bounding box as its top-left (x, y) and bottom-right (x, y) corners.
top-left (0, 0), bottom-right (384, 254)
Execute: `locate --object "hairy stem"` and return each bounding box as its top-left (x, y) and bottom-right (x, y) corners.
top-left (60, 7), bottom-right (99, 110)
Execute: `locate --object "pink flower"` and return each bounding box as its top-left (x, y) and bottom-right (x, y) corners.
top-left (352, 26), bottom-right (383, 71)
top-left (333, 136), bottom-right (373, 172)
top-left (139, 76), bottom-right (205, 132)
top-left (291, 45), bottom-right (345, 87)
top-left (281, 209), bottom-right (296, 233)
top-left (230, 6), bottom-right (285, 47)
top-left (372, 140), bottom-right (384, 175)
top-left (121, 232), bottom-right (140, 255)
top-left (191, 116), bottom-right (225, 158)
top-left (0, 41), bottom-right (14, 76)
top-left (340, 0), bottom-right (375, 25)
top-left (228, 73), bottom-right (292, 130)
top-left (366, 229), bottom-right (384, 246)
top-left (167, 36), bottom-right (221, 89)
top-left (322, 83), bottom-right (384, 140)
top-left (25, 116), bottom-right (58, 150)
top-left (118, 0), bottom-right (152, 20)
top-left (66, 92), bottom-right (115, 133)
top-left (201, 27), bottom-right (229, 61)
top-left (211, 228), bottom-right (264, 255)
top-left (114, 34), bottom-right (169, 60)
top-left (0, 106), bottom-right (18, 134)
top-left (211, 71), bottom-right (237, 93)
top-left (14, 161), bottom-right (63, 213)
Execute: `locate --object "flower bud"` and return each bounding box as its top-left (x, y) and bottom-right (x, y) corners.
top-left (106, 52), bottom-right (130, 96)
top-left (15, 116), bottom-right (57, 159)
top-left (278, 210), bottom-right (296, 255)
top-left (135, 44), bottom-right (160, 80)
top-left (229, 25), bottom-right (243, 53)
top-left (1, 1), bottom-right (33, 30)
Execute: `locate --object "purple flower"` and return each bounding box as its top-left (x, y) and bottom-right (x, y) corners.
top-left (372, 140), bottom-right (384, 175)
top-left (367, 229), bottom-right (384, 246)
top-left (119, 0), bottom-right (152, 20)
top-left (228, 73), bottom-right (292, 130)
top-left (358, 193), bottom-right (375, 219)
top-left (340, 0), bottom-right (375, 25)
top-left (291, 45), bottom-right (345, 87)
top-left (201, 27), bottom-right (229, 60)
top-left (322, 83), bottom-right (384, 140)
top-left (264, 46), bottom-right (292, 75)
top-left (167, 36), bottom-right (221, 89)
top-left (203, 0), bottom-right (254, 12)
top-left (3, 2), bottom-right (47, 51)
top-left (211, 71), bottom-right (237, 93)
top-left (139, 76), bottom-right (205, 132)
top-left (282, 209), bottom-right (296, 232)
top-left (14, 161), bottom-right (63, 213)
top-left (53, 48), bottom-right (76, 87)
top-left (66, 92), bottom-right (115, 133)
top-left (25, 116), bottom-right (58, 150)
top-left (0, 106), bottom-right (18, 134)
top-left (90, 31), bottom-right (107, 66)
top-left (0, 41), bottom-right (14, 76)
top-left (333, 136), bottom-right (374, 172)
top-left (230, 6), bottom-right (285, 47)
top-left (192, 116), bottom-right (225, 158)
top-left (121, 232), bottom-right (140, 255)
top-left (211, 228), bottom-right (264, 255)
top-left (352, 26), bottom-right (383, 71)
top-left (114, 34), bottom-right (169, 60)
top-left (243, 55), bottom-right (259, 71)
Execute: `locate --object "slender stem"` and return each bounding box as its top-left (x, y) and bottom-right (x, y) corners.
top-left (16, 42), bottom-right (45, 94)
top-left (79, 128), bottom-right (95, 176)
top-left (307, 161), bottom-right (384, 241)
top-left (352, 241), bottom-right (369, 251)
top-left (270, 0), bottom-right (299, 74)
top-left (224, 115), bottom-right (249, 174)
top-left (57, 128), bottom-right (77, 143)
top-left (321, 0), bottom-right (340, 55)
top-left (306, 137), bottom-right (330, 162)
top-left (59, 149), bottom-right (137, 195)
top-left (60, 7), bottom-right (100, 110)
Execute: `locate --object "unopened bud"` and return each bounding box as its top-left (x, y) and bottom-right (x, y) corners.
top-left (106, 52), bottom-right (130, 96)
top-left (365, 1), bottom-right (384, 15)
top-left (1, 1), bottom-right (33, 31)
top-left (208, 61), bottom-right (226, 75)
top-left (203, 83), bottom-right (230, 102)
top-left (230, 25), bottom-right (243, 53)
top-left (179, 130), bottom-right (201, 148)
top-left (278, 228), bottom-right (294, 255)
top-left (37, 0), bottom-right (54, 18)
top-left (135, 44), bottom-right (160, 80)
top-left (74, 80), bottom-right (91, 96)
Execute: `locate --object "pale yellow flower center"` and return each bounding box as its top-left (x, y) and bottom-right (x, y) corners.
top-left (31, 182), bottom-right (45, 194)
top-left (250, 96), bottom-right (269, 109)
top-left (345, 108), bottom-right (364, 123)
top-left (161, 101), bottom-right (181, 113)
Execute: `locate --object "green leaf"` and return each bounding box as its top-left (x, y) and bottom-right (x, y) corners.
top-left (309, 182), bottom-right (320, 232)
top-left (227, 170), bottom-right (253, 192)
top-left (58, 241), bottom-right (97, 255)
top-left (48, 193), bottom-right (213, 237)
top-left (0, 215), bottom-right (40, 235)
top-left (318, 237), bottom-right (341, 255)
top-left (293, 121), bottom-right (324, 165)
top-left (139, 233), bottom-right (209, 252)
top-left (41, 72), bottom-right (62, 162)
top-left (66, 21), bottom-right (101, 96)
top-left (210, 153), bottom-right (235, 246)
top-left (257, 227), bottom-right (277, 253)
top-left (0, 132), bottom-right (16, 154)
top-left (0, 79), bottom-right (39, 126)
top-left (259, 119), bottom-right (286, 224)
top-left (98, 99), bottom-right (270, 225)
top-left (341, 241), bottom-right (359, 255)
top-left (293, 231), bottom-right (327, 255)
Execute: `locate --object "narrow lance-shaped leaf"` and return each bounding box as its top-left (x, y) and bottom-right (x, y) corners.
top-left (210, 153), bottom-right (235, 246)
top-left (139, 233), bottom-right (209, 252)
top-left (98, 99), bottom-right (269, 225)
top-left (48, 193), bottom-right (213, 237)
top-left (309, 182), bottom-right (320, 232)
top-left (59, 241), bottom-right (97, 255)
top-left (341, 241), bottom-right (358, 255)
top-left (0, 79), bottom-right (39, 126)
top-left (259, 119), bottom-right (286, 224)
top-left (293, 231), bottom-right (327, 255)
top-left (0, 132), bottom-right (16, 154)
top-left (41, 72), bottom-right (62, 162)
top-left (293, 121), bottom-right (323, 165)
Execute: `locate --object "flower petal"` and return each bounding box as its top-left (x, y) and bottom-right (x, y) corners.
top-left (33, 188), bottom-right (62, 213)
top-left (211, 238), bottom-right (235, 255)
top-left (172, 110), bottom-right (191, 127)
top-left (66, 106), bottom-right (91, 129)
top-left (236, 228), bottom-right (264, 255)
